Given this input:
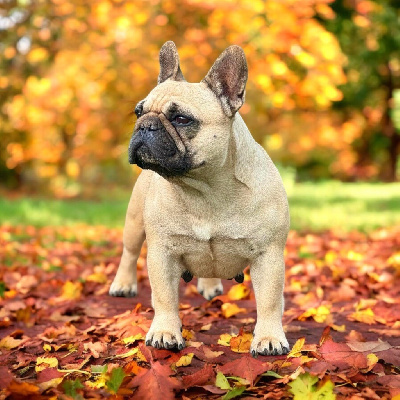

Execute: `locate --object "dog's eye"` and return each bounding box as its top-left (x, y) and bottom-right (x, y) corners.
top-left (172, 115), bottom-right (192, 125)
top-left (135, 103), bottom-right (143, 117)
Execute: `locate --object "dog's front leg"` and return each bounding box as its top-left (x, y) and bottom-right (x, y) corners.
top-left (145, 247), bottom-right (184, 350)
top-left (250, 242), bottom-right (289, 357)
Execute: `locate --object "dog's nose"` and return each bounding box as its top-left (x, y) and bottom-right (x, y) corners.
top-left (137, 120), bottom-right (161, 133)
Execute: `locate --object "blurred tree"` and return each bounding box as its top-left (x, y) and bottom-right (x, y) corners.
top-left (1, 0), bottom-right (347, 196)
top-left (323, 0), bottom-right (400, 181)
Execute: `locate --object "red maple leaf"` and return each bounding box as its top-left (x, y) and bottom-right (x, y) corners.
top-left (128, 360), bottom-right (181, 400)
top-left (182, 364), bottom-right (215, 388)
top-left (219, 354), bottom-right (270, 386)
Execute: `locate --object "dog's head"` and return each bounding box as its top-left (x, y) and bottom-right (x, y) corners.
top-left (128, 41), bottom-right (248, 178)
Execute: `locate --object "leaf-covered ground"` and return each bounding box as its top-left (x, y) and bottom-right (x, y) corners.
top-left (0, 225), bottom-right (400, 399)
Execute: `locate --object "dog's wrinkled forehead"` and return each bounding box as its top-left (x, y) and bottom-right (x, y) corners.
top-left (142, 81), bottom-right (226, 123)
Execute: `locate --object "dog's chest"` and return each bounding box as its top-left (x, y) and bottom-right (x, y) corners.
top-left (168, 219), bottom-right (261, 279)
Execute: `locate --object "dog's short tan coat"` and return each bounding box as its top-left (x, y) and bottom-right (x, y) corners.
top-left (110, 42), bottom-right (290, 356)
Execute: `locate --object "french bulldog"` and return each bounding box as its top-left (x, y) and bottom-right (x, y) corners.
top-left (109, 41), bottom-right (290, 356)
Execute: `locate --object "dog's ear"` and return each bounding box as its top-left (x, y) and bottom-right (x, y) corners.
top-left (202, 45), bottom-right (248, 117)
top-left (158, 41), bottom-right (186, 84)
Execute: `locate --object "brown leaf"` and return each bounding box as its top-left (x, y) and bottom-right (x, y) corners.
top-left (182, 364), bottom-right (215, 388)
top-left (319, 340), bottom-right (368, 370)
top-left (128, 361), bottom-right (181, 400)
top-left (219, 354), bottom-right (269, 385)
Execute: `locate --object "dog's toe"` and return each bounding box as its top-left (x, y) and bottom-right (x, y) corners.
top-left (145, 328), bottom-right (185, 351)
top-left (109, 281), bottom-right (137, 297)
top-left (250, 336), bottom-right (290, 357)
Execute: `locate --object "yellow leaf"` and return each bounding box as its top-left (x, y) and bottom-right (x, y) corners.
top-left (61, 281), bottom-right (82, 300)
top-left (86, 374), bottom-right (107, 389)
top-left (113, 348), bottom-right (138, 359)
top-left (43, 344), bottom-right (52, 352)
top-left (182, 329), bottom-right (194, 340)
top-left (365, 353), bottom-right (379, 372)
top-left (218, 333), bottom-right (233, 347)
top-left (135, 348), bottom-right (147, 362)
top-left (0, 336), bottom-right (23, 349)
top-left (221, 303), bottom-right (246, 318)
top-left (230, 332), bottom-right (252, 353)
top-left (288, 337), bottom-right (305, 358)
top-left (122, 333), bottom-right (145, 344)
top-left (298, 305), bottom-right (331, 323)
top-left (348, 308), bottom-right (376, 325)
top-left (227, 284), bottom-right (250, 301)
top-left (331, 324), bottom-right (346, 332)
top-left (175, 353), bottom-right (194, 367)
top-left (35, 357), bottom-right (59, 372)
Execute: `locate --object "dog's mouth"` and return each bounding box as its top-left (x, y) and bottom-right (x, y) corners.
top-left (128, 118), bottom-right (192, 177)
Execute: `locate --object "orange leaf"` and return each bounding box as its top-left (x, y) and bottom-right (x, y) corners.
top-left (227, 284), bottom-right (250, 301)
top-left (221, 303), bottom-right (246, 318)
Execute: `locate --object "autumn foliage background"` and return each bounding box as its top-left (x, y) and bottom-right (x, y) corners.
top-left (1, 1), bottom-right (400, 399)
top-left (1, 0), bottom-right (400, 196)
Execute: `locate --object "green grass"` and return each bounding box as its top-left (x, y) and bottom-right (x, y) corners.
top-left (0, 181), bottom-right (399, 232)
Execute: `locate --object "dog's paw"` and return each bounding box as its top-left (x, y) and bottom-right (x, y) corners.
top-left (250, 334), bottom-right (289, 357)
top-left (109, 280), bottom-right (137, 297)
top-left (197, 278), bottom-right (223, 300)
top-left (145, 322), bottom-right (185, 350)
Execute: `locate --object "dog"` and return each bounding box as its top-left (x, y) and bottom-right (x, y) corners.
top-left (109, 41), bottom-right (290, 356)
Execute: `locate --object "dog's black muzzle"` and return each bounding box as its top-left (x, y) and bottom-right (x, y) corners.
top-left (128, 115), bottom-right (192, 177)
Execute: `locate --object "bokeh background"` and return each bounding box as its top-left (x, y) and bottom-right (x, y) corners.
top-left (1, 0), bottom-right (399, 231)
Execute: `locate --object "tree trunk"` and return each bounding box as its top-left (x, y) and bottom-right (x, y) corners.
top-left (381, 66), bottom-right (399, 182)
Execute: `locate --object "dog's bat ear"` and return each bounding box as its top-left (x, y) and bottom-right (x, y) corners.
top-left (158, 41), bottom-right (186, 84)
top-left (202, 45), bottom-right (248, 117)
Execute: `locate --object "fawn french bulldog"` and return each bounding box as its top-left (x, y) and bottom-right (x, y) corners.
top-left (110, 41), bottom-right (290, 356)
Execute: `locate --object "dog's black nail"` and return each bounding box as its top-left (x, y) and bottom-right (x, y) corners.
top-left (251, 350), bottom-right (258, 358)
top-left (234, 273), bottom-right (244, 283)
top-left (181, 270), bottom-right (193, 283)
top-left (272, 348), bottom-right (278, 356)
top-left (215, 289), bottom-right (223, 296)
top-left (180, 326), bottom-right (183, 332)
top-left (154, 341), bottom-right (159, 349)
top-left (282, 346), bottom-right (290, 355)
top-left (178, 343), bottom-right (184, 350)
top-left (145, 340), bottom-right (151, 346)
top-left (199, 290), bottom-right (204, 296)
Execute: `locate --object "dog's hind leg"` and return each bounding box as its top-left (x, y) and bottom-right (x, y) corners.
top-left (109, 176), bottom-right (148, 297)
top-left (197, 278), bottom-right (223, 300)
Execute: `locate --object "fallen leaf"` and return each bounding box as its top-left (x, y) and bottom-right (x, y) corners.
top-left (128, 361), bottom-right (181, 400)
top-left (230, 331), bottom-right (252, 353)
top-left (175, 353), bottom-right (194, 367)
top-left (288, 372), bottom-right (335, 400)
top-left (35, 356), bottom-right (59, 372)
top-left (219, 353), bottom-right (269, 385)
top-left (203, 347), bottom-right (224, 359)
top-left (60, 281), bottom-right (82, 300)
top-left (7, 380), bottom-right (40, 396)
top-left (106, 367), bottom-right (125, 394)
top-left (348, 308), bottom-right (376, 325)
top-left (227, 284), bottom-right (250, 301)
top-left (221, 303), bottom-right (246, 318)
top-left (215, 371), bottom-right (231, 390)
top-left (83, 341), bottom-right (108, 358)
top-left (182, 364), bottom-right (215, 388)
